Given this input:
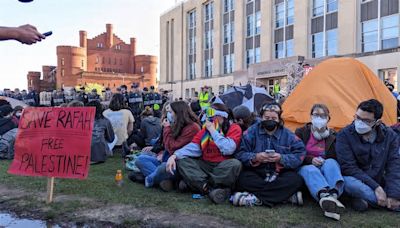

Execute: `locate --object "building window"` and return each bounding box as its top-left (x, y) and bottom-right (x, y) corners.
top-left (312, 32), bottom-right (324, 58)
top-left (97, 43), bottom-right (104, 48)
top-left (246, 0), bottom-right (261, 68)
top-left (313, 0), bottom-right (324, 17)
top-left (327, 0), bottom-right (338, 13)
top-left (203, 1), bottom-right (214, 78)
top-left (61, 58), bottom-right (65, 66)
top-left (223, 54), bottom-right (234, 74)
top-left (326, 29), bottom-right (337, 55)
top-left (246, 49), bottom-right (254, 67)
top-left (61, 69), bottom-right (64, 77)
top-left (224, 0), bottom-right (234, 13)
top-left (381, 14), bottom-right (399, 49)
top-left (223, 22), bottom-right (234, 44)
top-left (274, 0), bottom-right (295, 59)
top-left (81, 60), bottom-right (84, 68)
top-left (108, 57), bottom-right (111, 64)
top-left (96, 56), bottom-right (99, 64)
top-left (247, 11), bottom-right (260, 37)
top-left (187, 9), bottom-right (196, 80)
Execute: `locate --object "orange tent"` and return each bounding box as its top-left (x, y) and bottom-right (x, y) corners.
top-left (282, 58), bottom-right (397, 131)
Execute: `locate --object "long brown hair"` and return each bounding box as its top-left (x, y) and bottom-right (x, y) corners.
top-left (170, 101), bottom-right (200, 138)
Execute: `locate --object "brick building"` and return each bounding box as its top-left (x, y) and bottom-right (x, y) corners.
top-left (27, 66), bottom-right (57, 92)
top-left (28, 24), bottom-right (158, 92)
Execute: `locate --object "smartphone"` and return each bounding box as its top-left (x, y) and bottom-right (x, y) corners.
top-left (265, 149), bottom-right (275, 154)
top-left (42, 31), bottom-right (53, 37)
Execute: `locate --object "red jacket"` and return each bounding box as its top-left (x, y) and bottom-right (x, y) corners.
top-left (192, 123), bottom-right (242, 163)
top-left (163, 122), bottom-right (201, 154)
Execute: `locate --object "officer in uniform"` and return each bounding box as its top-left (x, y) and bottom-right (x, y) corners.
top-left (64, 88), bottom-right (77, 104)
top-left (88, 89), bottom-right (101, 103)
top-left (25, 87), bottom-right (38, 106)
top-left (77, 87), bottom-right (88, 105)
top-left (152, 86), bottom-right (163, 110)
top-left (13, 88), bottom-right (23, 101)
top-left (142, 87), bottom-right (153, 109)
top-left (104, 87), bottom-right (112, 102)
top-left (128, 83), bottom-right (143, 129)
top-left (52, 90), bottom-right (65, 107)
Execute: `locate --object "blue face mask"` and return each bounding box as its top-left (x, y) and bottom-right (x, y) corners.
top-left (167, 112), bottom-right (174, 124)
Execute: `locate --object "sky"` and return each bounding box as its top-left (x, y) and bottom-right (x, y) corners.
top-left (0, 0), bottom-right (178, 90)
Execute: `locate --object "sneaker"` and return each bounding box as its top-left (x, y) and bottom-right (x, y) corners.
top-left (144, 176), bottom-right (154, 188)
top-left (351, 198), bottom-right (368, 212)
top-left (232, 192), bottom-right (262, 207)
top-left (288, 191), bottom-right (303, 206)
top-left (319, 196), bottom-right (341, 221)
top-left (178, 180), bottom-right (189, 192)
top-left (128, 171), bottom-right (145, 183)
top-left (209, 188), bottom-right (231, 204)
top-left (159, 180), bottom-right (174, 192)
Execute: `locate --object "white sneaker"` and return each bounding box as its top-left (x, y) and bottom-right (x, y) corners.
top-left (232, 192), bottom-right (262, 207)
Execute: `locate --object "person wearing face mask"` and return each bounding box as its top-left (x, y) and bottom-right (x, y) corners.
top-left (11, 106), bottom-right (23, 126)
top-left (295, 104), bottom-right (344, 220)
top-left (233, 103), bottom-right (305, 207)
top-left (135, 101), bottom-right (200, 191)
top-left (336, 99), bottom-right (400, 212)
top-left (166, 103), bottom-right (242, 204)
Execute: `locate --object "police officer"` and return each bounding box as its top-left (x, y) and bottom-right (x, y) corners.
top-left (13, 88), bottom-right (23, 100)
top-left (64, 88), bottom-right (76, 104)
top-left (128, 83), bottom-right (143, 129)
top-left (77, 87), bottom-right (88, 104)
top-left (152, 86), bottom-right (163, 109)
top-left (52, 90), bottom-right (65, 106)
top-left (104, 87), bottom-right (112, 102)
top-left (142, 87), bottom-right (153, 109)
top-left (88, 89), bottom-right (101, 103)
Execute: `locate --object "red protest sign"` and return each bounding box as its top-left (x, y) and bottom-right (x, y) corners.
top-left (8, 107), bottom-right (95, 180)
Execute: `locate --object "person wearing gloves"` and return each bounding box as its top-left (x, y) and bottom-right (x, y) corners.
top-left (166, 103), bottom-right (242, 204)
top-left (295, 104), bottom-right (345, 220)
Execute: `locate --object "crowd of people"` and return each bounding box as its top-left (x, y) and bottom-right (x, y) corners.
top-left (0, 82), bottom-right (400, 221)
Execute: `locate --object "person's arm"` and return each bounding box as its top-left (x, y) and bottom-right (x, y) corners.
top-left (294, 127), bottom-right (313, 165)
top-left (278, 133), bottom-right (306, 169)
top-left (174, 142), bottom-right (202, 159)
top-left (127, 111), bottom-right (134, 136)
top-left (384, 134), bottom-right (400, 199)
top-left (104, 119), bottom-right (115, 143)
top-left (336, 131), bottom-right (380, 190)
top-left (211, 124), bottom-right (242, 156)
top-left (0, 25), bottom-right (45, 44)
top-left (235, 128), bottom-right (257, 167)
top-left (163, 124), bottom-right (200, 154)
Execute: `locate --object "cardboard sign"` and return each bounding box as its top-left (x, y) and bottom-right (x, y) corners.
top-left (8, 107), bottom-right (95, 179)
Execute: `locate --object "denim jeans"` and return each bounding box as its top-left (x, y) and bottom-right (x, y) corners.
top-left (298, 158), bottom-right (344, 201)
top-left (343, 176), bottom-right (378, 205)
top-left (135, 152), bottom-right (174, 187)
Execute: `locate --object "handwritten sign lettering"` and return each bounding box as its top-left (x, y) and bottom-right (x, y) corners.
top-left (8, 107), bottom-right (95, 179)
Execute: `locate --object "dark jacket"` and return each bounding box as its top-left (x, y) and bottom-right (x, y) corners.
top-left (295, 123), bottom-right (337, 165)
top-left (236, 122), bottom-right (306, 170)
top-left (336, 123), bottom-right (400, 199)
top-left (140, 116), bottom-right (162, 145)
top-left (0, 118), bottom-right (17, 135)
top-left (91, 118), bottom-right (115, 162)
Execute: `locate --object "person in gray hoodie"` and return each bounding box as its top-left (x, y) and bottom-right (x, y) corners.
top-left (140, 107), bottom-right (162, 146)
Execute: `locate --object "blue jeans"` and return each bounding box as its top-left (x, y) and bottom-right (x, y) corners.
top-left (135, 152), bottom-right (174, 187)
top-left (343, 176), bottom-right (378, 205)
top-left (299, 159), bottom-right (344, 201)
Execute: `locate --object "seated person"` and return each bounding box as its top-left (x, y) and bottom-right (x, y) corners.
top-left (86, 101), bottom-right (116, 164)
top-left (234, 103), bottom-right (305, 207)
top-left (166, 104), bottom-right (242, 204)
top-left (295, 104), bottom-right (344, 220)
top-left (0, 104), bottom-right (18, 159)
top-left (135, 101), bottom-right (200, 191)
top-left (336, 99), bottom-right (400, 212)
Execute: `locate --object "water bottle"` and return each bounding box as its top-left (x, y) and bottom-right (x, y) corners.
top-left (115, 170), bottom-right (123, 187)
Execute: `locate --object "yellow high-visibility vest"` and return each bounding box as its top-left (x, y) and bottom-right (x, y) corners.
top-left (199, 92), bottom-right (210, 108)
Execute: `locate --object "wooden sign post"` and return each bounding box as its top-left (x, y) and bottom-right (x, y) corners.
top-left (46, 177), bottom-right (55, 204)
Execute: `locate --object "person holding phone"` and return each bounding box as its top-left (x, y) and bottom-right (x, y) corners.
top-left (135, 101), bottom-right (200, 191)
top-left (0, 25), bottom-right (48, 45)
top-left (233, 103), bottom-right (305, 207)
top-left (166, 103), bottom-right (242, 204)
top-left (295, 104), bottom-right (345, 221)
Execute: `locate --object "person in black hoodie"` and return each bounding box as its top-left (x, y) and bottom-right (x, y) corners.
top-left (0, 104), bottom-right (18, 159)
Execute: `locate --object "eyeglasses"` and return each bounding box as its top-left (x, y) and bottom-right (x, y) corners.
top-left (354, 114), bottom-right (376, 125)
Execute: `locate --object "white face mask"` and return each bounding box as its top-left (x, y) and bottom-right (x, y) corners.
top-left (354, 119), bottom-right (373, 135)
top-left (311, 116), bottom-right (328, 130)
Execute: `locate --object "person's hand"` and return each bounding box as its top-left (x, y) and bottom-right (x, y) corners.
top-left (166, 154), bottom-right (177, 175)
top-left (163, 118), bottom-right (170, 127)
top-left (142, 146), bottom-right (153, 153)
top-left (312, 157), bottom-right (324, 166)
top-left (266, 152), bottom-right (281, 163)
top-left (15, 24), bottom-right (45, 44)
top-left (375, 186), bottom-right (387, 207)
top-left (387, 198), bottom-right (400, 210)
top-left (205, 119), bottom-right (216, 133)
top-left (156, 152), bottom-right (163, 162)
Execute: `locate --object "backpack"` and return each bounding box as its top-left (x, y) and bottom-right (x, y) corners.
top-left (0, 128), bottom-right (17, 160)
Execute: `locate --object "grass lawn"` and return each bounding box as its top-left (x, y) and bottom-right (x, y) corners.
top-left (0, 156), bottom-right (399, 228)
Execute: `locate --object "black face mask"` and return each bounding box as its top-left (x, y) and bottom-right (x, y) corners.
top-left (261, 120), bottom-right (278, 131)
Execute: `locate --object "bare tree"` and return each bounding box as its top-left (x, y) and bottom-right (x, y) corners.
top-left (281, 62), bottom-right (305, 97)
